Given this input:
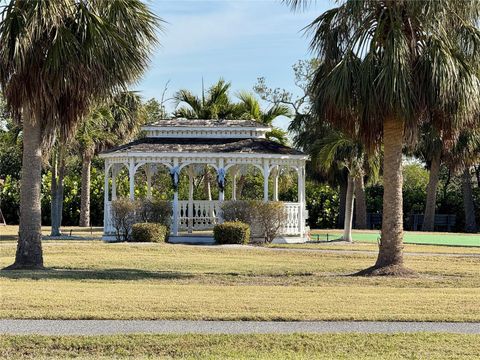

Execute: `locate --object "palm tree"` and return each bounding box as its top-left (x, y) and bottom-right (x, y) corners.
top-left (314, 131), bottom-right (377, 242)
top-left (286, 0), bottom-right (480, 275)
top-left (235, 91), bottom-right (290, 144)
top-left (0, 1), bottom-right (159, 269)
top-left (77, 91), bottom-right (144, 227)
top-left (412, 125), bottom-right (444, 231)
top-left (174, 79), bottom-right (237, 119)
top-left (445, 130), bottom-right (480, 232)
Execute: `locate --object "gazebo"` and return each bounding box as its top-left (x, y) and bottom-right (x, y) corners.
top-left (100, 119), bottom-right (309, 243)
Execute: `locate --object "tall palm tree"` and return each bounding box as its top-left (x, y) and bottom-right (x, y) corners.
top-left (412, 125), bottom-right (444, 231)
top-left (0, 0), bottom-right (159, 269)
top-left (77, 91), bottom-right (144, 227)
top-left (286, 0), bottom-right (480, 275)
top-left (445, 129), bottom-right (480, 232)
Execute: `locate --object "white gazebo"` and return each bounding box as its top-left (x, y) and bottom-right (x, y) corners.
top-left (100, 119), bottom-right (309, 243)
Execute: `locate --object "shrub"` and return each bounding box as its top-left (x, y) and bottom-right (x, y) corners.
top-left (111, 198), bottom-right (138, 242)
top-left (138, 199), bottom-right (172, 227)
top-left (254, 201), bottom-right (286, 243)
top-left (213, 221), bottom-right (250, 245)
top-left (131, 223), bottom-right (168, 243)
top-left (221, 200), bottom-right (252, 223)
top-left (222, 201), bottom-right (287, 242)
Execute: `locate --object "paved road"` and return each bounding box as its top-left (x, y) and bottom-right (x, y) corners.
top-left (1, 320), bottom-right (480, 335)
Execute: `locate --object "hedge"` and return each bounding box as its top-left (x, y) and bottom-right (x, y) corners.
top-left (213, 221), bottom-right (250, 245)
top-left (131, 223), bottom-right (168, 243)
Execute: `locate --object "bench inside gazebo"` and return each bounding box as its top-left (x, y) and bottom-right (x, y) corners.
top-left (100, 119), bottom-right (309, 243)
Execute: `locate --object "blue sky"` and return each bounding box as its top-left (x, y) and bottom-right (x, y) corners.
top-left (136, 0), bottom-right (332, 129)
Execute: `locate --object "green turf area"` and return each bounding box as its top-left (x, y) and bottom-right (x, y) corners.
top-left (1, 241), bottom-right (479, 322)
top-left (311, 230), bottom-right (480, 247)
top-left (2, 333), bottom-right (480, 360)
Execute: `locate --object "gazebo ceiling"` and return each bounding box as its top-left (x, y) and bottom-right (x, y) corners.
top-left (101, 137), bottom-right (306, 157)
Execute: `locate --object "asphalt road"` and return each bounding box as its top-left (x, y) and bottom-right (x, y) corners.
top-left (1, 320), bottom-right (480, 335)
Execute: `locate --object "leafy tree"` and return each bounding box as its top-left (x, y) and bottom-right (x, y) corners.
top-left (286, 0), bottom-right (480, 275)
top-left (0, 0), bottom-right (159, 269)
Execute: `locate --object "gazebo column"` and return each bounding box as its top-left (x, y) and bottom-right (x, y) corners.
top-left (231, 165), bottom-right (238, 200)
top-left (146, 164), bottom-right (152, 200)
top-left (128, 158), bottom-right (135, 200)
top-left (263, 160), bottom-right (270, 202)
top-left (298, 165), bottom-right (306, 238)
top-left (111, 164), bottom-right (118, 200)
top-left (187, 165), bottom-right (194, 234)
top-left (171, 159), bottom-right (180, 236)
top-left (273, 166), bottom-right (279, 201)
top-left (103, 161), bottom-right (110, 235)
top-left (217, 159), bottom-right (226, 223)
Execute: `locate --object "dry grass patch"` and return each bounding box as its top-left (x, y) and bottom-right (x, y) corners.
top-left (0, 241), bottom-right (479, 321)
top-left (2, 333), bottom-right (480, 359)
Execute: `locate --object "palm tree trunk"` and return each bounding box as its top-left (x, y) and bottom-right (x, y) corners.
top-left (50, 149), bottom-right (59, 235)
top-left (337, 180), bottom-right (347, 229)
top-left (236, 175), bottom-right (246, 200)
top-left (342, 174), bottom-right (355, 242)
top-left (475, 165), bottom-right (480, 189)
top-left (354, 176), bottom-right (367, 229)
top-left (422, 151), bottom-right (441, 232)
top-left (462, 168), bottom-right (477, 233)
top-left (57, 149), bottom-right (65, 230)
top-left (50, 147), bottom-right (65, 236)
top-left (79, 153), bottom-right (92, 227)
top-left (4, 118), bottom-right (44, 269)
top-left (358, 117), bottom-right (412, 276)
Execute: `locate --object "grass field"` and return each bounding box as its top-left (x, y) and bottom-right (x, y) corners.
top-left (2, 333), bottom-right (480, 359)
top-left (1, 240), bottom-right (479, 321)
top-left (0, 225), bottom-right (104, 241)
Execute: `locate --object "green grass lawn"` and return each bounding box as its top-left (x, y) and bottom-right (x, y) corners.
top-left (310, 229), bottom-right (480, 247)
top-left (2, 333), bottom-right (480, 359)
top-left (1, 240), bottom-right (479, 321)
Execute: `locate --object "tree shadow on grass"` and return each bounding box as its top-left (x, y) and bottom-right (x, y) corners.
top-left (0, 268), bottom-right (195, 281)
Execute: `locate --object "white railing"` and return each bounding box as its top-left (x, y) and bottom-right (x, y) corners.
top-left (178, 200), bottom-right (221, 231)
top-left (104, 200), bottom-right (306, 237)
top-left (281, 202), bottom-right (302, 235)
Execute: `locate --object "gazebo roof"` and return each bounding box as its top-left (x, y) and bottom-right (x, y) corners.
top-left (100, 118), bottom-right (307, 160)
top-left (146, 119), bottom-right (268, 128)
top-left (101, 137), bottom-right (306, 157)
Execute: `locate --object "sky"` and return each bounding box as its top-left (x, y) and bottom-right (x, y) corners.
top-left (136, 0), bottom-right (332, 130)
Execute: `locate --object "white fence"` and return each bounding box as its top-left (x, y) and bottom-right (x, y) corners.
top-left (104, 200), bottom-right (305, 236)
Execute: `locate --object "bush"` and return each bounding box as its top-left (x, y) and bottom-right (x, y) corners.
top-left (222, 200), bottom-right (286, 243)
top-left (254, 201), bottom-right (286, 243)
top-left (213, 221), bottom-right (250, 245)
top-left (111, 198), bottom-right (138, 242)
top-left (221, 200), bottom-right (252, 223)
top-left (138, 199), bottom-right (172, 228)
top-left (131, 223), bottom-right (168, 243)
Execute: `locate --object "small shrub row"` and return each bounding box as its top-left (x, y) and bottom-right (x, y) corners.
top-left (213, 221), bottom-right (250, 245)
top-left (131, 223), bottom-right (168, 243)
